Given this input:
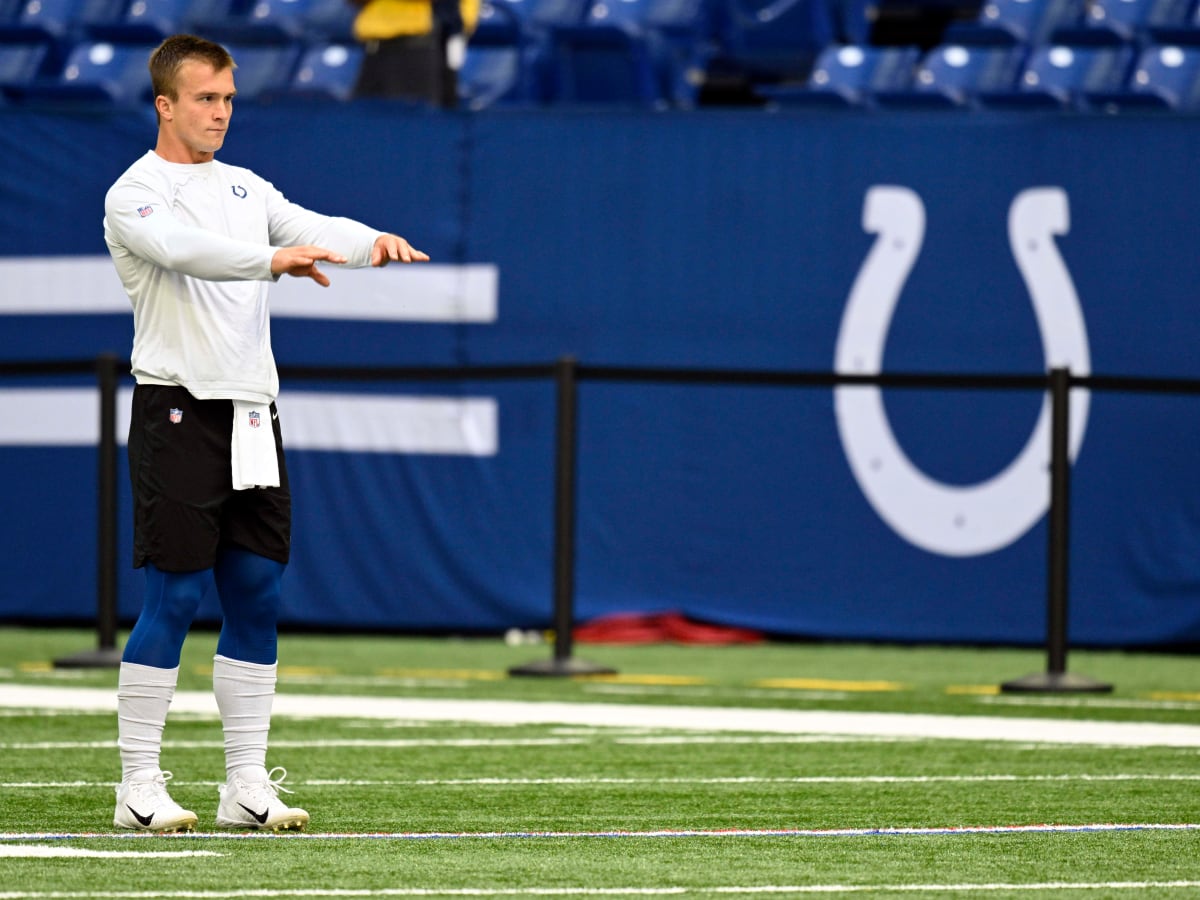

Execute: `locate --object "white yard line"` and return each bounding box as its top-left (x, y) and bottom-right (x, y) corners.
top-left (0, 736), bottom-right (913, 751)
top-left (4, 824), bottom-right (1200, 841)
top-left (6, 774), bottom-right (1200, 790)
top-left (0, 846), bottom-right (219, 859)
top-left (2, 879), bottom-right (1200, 897)
top-left (1, 684), bottom-right (1200, 747)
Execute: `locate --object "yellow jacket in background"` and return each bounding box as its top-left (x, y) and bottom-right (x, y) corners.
top-left (353, 0), bottom-right (480, 40)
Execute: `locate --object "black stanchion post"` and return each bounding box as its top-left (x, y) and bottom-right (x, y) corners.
top-left (55, 353), bottom-right (123, 669)
top-left (510, 357), bottom-right (615, 677)
top-left (1001, 367), bottom-right (1111, 693)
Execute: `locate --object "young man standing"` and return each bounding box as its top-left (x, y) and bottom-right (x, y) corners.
top-left (103, 34), bottom-right (429, 832)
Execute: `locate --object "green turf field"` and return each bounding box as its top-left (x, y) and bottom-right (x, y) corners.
top-left (1, 627), bottom-right (1199, 898)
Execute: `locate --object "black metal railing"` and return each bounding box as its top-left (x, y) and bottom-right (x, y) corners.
top-left (8, 354), bottom-right (1200, 689)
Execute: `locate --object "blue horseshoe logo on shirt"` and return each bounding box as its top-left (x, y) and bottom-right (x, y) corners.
top-left (231, 185), bottom-right (248, 199)
top-left (833, 186), bottom-right (1091, 557)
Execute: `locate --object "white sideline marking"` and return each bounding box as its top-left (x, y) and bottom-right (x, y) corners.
top-left (2, 879), bottom-right (1200, 898)
top-left (1, 736), bottom-right (915, 751)
top-left (982, 695), bottom-right (1200, 712)
top-left (581, 683), bottom-right (1200, 711)
top-left (303, 773), bottom-right (1200, 786)
top-left (3, 824), bottom-right (1200, 842)
top-left (7, 774), bottom-right (1200, 790)
top-left (1, 738), bottom-right (594, 751)
top-left (2, 684), bottom-right (1200, 747)
top-left (0, 846), bottom-right (220, 858)
top-left (583, 684), bottom-right (852, 701)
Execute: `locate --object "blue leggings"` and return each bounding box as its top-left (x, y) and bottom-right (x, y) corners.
top-left (122, 547), bottom-right (284, 668)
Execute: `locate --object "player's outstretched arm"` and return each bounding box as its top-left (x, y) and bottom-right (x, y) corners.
top-left (371, 234), bottom-right (430, 267)
top-left (271, 245), bottom-right (349, 287)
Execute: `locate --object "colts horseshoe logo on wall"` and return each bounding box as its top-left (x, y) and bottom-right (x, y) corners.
top-left (833, 186), bottom-right (1091, 557)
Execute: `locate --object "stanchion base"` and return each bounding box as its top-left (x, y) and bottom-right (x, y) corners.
top-left (1000, 670), bottom-right (1113, 694)
top-left (53, 647), bottom-right (123, 669)
top-left (508, 656), bottom-right (617, 678)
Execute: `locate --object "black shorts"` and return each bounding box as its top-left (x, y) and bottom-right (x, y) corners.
top-left (128, 385), bottom-right (291, 572)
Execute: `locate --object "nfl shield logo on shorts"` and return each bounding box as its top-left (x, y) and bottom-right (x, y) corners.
top-left (168, 408), bottom-right (183, 424)
top-left (248, 410), bottom-right (261, 428)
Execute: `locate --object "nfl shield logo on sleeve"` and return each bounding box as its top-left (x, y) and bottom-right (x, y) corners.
top-left (138, 205), bottom-right (154, 218)
top-left (248, 411), bottom-right (261, 428)
top-left (169, 408), bottom-right (183, 424)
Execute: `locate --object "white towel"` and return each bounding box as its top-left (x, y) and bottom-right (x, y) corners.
top-left (231, 400), bottom-right (280, 490)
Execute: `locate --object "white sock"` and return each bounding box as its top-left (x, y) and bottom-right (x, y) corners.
top-left (213, 654), bottom-right (277, 781)
top-left (117, 661), bottom-right (179, 782)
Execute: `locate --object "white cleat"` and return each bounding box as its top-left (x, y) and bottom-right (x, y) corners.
top-left (113, 770), bottom-right (198, 833)
top-left (216, 766), bottom-right (309, 832)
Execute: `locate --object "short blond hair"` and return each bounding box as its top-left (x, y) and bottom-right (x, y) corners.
top-left (149, 34), bottom-right (235, 103)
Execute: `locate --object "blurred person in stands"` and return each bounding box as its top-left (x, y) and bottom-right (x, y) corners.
top-left (350, 0), bottom-right (479, 106)
top-left (102, 33), bottom-right (428, 833)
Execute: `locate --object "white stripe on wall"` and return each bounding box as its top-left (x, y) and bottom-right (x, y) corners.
top-left (279, 392), bottom-right (497, 455)
top-left (270, 265), bottom-right (498, 322)
top-left (0, 257), bottom-right (498, 322)
top-left (0, 389), bottom-right (110, 446)
top-left (0, 388), bottom-right (497, 456)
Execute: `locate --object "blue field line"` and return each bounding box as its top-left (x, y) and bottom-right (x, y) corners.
top-left (3, 823), bottom-right (1199, 841)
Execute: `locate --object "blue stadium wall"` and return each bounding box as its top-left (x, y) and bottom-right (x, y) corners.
top-left (2, 102), bottom-right (1200, 646)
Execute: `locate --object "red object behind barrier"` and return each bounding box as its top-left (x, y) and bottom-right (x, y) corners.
top-left (574, 611), bottom-right (765, 645)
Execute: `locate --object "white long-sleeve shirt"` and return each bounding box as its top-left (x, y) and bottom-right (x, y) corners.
top-left (103, 150), bottom-right (383, 403)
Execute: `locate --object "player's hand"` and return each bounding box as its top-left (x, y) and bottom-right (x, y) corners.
top-left (271, 245), bottom-right (348, 287)
top-left (371, 234), bottom-right (430, 267)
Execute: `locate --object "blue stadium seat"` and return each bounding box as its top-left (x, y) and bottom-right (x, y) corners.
top-left (5, 40), bottom-right (154, 103)
top-left (459, 42), bottom-right (529, 106)
top-left (1088, 42), bottom-right (1200, 107)
top-left (538, 0), bottom-right (714, 106)
top-left (199, 0), bottom-right (318, 43)
top-left (474, 0), bottom-right (525, 40)
top-left (474, 0), bottom-right (592, 101)
top-left (286, 41), bottom-right (361, 99)
top-left (875, 43), bottom-right (1025, 105)
top-left (717, 0), bottom-right (838, 82)
top-left (5, 0), bottom-right (81, 37)
top-left (643, 0), bottom-right (711, 35)
top-left (547, 23), bottom-right (661, 102)
top-left (545, 0), bottom-right (670, 104)
top-left (511, 0), bottom-right (593, 29)
top-left (92, 0), bottom-right (258, 41)
top-left (174, 0), bottom-right (288, 42)
top-left (943, 0), bottom-right (1087, 44)
top-left (247, 0), bottom-right (320, 40)
top-left (759, 43), bottom-right (919, 106)
top-left (1051, 0), bottom-right (1195, 43)
top-left (88, 0), bottom-right (195, 41)
top-left (297, 0), bottom-right (355, 40)
top-left (0, 0), bottom-right (120, 39)
top-left (832, 0), bottom-right (877, 44)
top-left (1126, 41), bottom-right (1200, 105)
top-left (461, 0), bottom-right (545, 104)
top-left (580, 0), bottom-right (647, 31)
top-left (1145, 0), bottom-right (1200, 41)
top-left (637, 0), bottom-right (717, 104)
top-left (982, 42), bottom-right (1134, 106)
top-left (0, 39), bottom-right (49, 87)
top-left (220, 42), bottom-right (300, 97)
